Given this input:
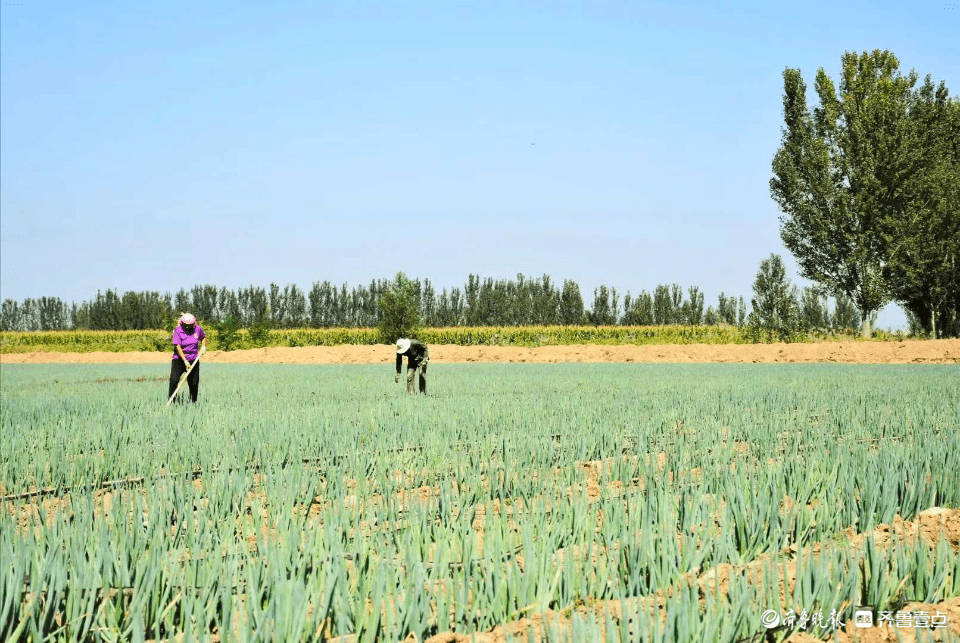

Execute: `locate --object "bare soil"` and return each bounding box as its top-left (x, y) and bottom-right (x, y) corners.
top-left (3, 339), bottom-right (959, 364)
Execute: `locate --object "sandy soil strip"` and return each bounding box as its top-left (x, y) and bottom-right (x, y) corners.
top-left (2, 340), bottom-right (959, 365)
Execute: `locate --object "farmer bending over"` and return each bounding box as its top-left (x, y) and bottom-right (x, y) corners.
top-left (169, 313), bottom-right (207, 404)
top-left (395, 338), bottom-right (429, 395)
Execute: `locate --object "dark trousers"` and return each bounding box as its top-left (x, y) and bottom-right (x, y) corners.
top-left (406, 359), bottom-right (427, 395)
top-left (168, 358), bottom-right (200, 403)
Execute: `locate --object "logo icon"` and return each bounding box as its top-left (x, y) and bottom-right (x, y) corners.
top-left (854, 609), bottom-right (874, 628)
top-left (760, 610), bottom-right (781, 629)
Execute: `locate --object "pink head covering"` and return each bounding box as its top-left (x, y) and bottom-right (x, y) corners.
top-left (180, 313), bottom-right (196, 325)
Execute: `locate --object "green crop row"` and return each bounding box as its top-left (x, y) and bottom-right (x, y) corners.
top-left (0, 325), bottom-right (906, 353)
top-left (1, 364), bottom-right (957, 641)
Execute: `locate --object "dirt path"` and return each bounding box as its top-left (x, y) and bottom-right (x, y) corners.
top-left (2, 340), bottom-right (959, 364)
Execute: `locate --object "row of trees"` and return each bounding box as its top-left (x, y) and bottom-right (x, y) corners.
top-left (383, 264), bottom-right (868, 344)
top-left (772, 49), bottom-right (959, 337)
top-left (749, 254), bottom-right (867, 339)
top-left (0, 275), bottom-right (740, 331)
top-left (1, 265), bottom-right (871, 336)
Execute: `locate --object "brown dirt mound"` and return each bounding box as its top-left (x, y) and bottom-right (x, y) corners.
top-left (2, 340), bottom-right (959, 364)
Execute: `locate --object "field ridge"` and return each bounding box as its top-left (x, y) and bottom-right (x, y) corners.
top-left (2, 340), bottom-right (959, 364)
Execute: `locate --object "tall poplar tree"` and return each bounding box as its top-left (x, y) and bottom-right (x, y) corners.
top-left (377, 272), bottom-right (423, 343)
top-left (880, 80), bottom-right (959, 337)
top-left (771, 50), bottom-right (919, 336)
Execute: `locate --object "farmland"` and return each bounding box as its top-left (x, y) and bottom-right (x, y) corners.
top-left (2, 363), bottom-right (959, 642)
top-left (0, 325), bottom-right (912, 355)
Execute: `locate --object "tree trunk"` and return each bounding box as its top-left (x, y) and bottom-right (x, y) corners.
top-left (860, 313), bottom-right (872, 338)
top-left (931, 307), bottom-right (938, 340)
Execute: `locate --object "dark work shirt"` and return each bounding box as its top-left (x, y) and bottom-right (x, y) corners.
top-left (396, 339), bottom-right (429, 373)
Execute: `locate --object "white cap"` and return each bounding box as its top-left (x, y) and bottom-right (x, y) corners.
top-left (180, 313), bottom-right (196, 325)
top-left (396, 338), bottom-right (411, 354)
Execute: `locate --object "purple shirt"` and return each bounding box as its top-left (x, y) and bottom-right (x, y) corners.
top-left (172, 324), bottom-right (206, 361)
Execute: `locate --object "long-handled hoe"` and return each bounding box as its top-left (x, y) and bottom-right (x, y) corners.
top-left (166, 346), bottom-right (206, 406)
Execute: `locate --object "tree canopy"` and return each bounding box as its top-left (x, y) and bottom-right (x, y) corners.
top-left (880, 79), bottom-right (960, 337)
top-left (377, 272), bottom-right (423, 344)
top-left (771, 49), bottom-right (959, 337)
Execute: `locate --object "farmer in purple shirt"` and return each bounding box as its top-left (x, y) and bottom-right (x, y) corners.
top-left (168, 313), bottom-right (207, 404)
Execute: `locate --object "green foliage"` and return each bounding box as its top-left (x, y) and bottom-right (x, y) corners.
top-left (215, 315), bottom-right (241, 351)
top-left (377, 272), bottom-right (423, 344)
top-left (683, 286), bottom-right (705, 325)
top-left (1, 365), bottom-right (957, 640)
top-left (622, 289), bottom-right (655, 325)
top-left (704, 306), bottom-right (719, 326)
top-left (748, 254), bottom-right (800, 341)
top-left (718, 293), bottom-right (747, 328)
top-left (248, 317), bottom-right (272, 347)
top-left (772, 51), bottom-right (907, 336)
top-left (245, 300), bottom-right (272, 347)
top-left (799, 286), bottom-right (830, 332)
top-left (559, 280), bottom-right (584, 325)
top-left (653, 284), bottom-right (674, 325)
top-left (772, 50), bottom-right (960, 338)
top-left (3, 274), bottom-right (760, 336)
top-left (879, 83), bottom-right (960, 338)
top-left (832, 293), bottom-right (863, 332)
top-left (589, 286), bottom-right (617, 326)
top-left (162, 310), bottom-right (180, 333)
top-left (905, 309), bottom-right (930, 338)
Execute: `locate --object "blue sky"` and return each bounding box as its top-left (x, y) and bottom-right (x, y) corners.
top-left (2, 1), bottom-right (957, 328)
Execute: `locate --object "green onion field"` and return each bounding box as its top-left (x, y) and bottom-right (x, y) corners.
top-left (1, 364), bottom-right (958, 642)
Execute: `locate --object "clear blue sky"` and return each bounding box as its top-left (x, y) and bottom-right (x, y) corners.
top-left (2, 1), bottom-right (957, 328)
